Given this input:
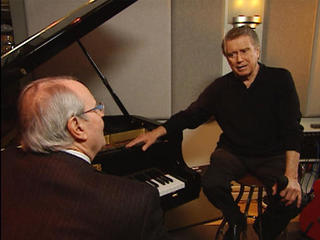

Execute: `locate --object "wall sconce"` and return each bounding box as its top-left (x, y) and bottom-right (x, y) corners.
top-left (228, 0), bottom-right (264, 29)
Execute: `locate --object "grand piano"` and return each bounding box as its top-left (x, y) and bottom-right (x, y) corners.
top-left (1, 0), bottom-right (201, 211)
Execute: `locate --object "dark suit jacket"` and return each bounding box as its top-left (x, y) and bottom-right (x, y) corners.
top-left (1, 147), bottom-right (173, 240)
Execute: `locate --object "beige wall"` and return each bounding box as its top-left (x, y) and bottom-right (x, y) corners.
top-left (306, 1), bottom-right (320, 117)
top-left (171, 0), bottom-right (224, 113)
top-left (262, 0), bottom-right (319, 115)
top-left (182, 121), bottom-right (222, 167)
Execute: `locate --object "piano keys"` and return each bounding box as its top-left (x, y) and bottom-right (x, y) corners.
top-left (94, 115), bottom-right (201, 210)
top-left (130, 168), bottom-right (186, 197)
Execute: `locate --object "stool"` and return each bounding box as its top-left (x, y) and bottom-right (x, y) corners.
top-left (215, 174), bottom-right (265, 240)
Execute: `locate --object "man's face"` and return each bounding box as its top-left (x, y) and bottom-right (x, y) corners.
top-left (82, 97), bottom-right (106, 155)
top-left (67, 81), bottom-right (106, 157)
top-left (224, 35), bottom-right (260, 79)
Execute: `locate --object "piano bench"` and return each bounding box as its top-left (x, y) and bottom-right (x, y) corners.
top-left (214, 174), bottom-right (288, 240)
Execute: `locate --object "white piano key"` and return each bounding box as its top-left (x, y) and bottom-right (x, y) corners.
top-left (153, 174), bottom-right (185, 197)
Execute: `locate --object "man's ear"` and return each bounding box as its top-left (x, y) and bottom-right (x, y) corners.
top-left (256, 46), bottom-right (261, 59)
top-left (67, 116), bottom-right (87, 141)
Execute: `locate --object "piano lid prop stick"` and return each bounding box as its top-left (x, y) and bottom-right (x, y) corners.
top-left (76, 39), bottom-right (129, 116)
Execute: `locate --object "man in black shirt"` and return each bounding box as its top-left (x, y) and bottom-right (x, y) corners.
top-left (127, 26), bottom-right (303, 240)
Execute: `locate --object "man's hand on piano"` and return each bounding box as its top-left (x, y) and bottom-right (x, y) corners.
top-left (126, 126), bottom-right (167, 151)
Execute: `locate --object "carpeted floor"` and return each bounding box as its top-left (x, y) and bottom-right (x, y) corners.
top-left (169, 200), bottom-right (305, 240)
top-left (169, 221), bottom-right (303, 240)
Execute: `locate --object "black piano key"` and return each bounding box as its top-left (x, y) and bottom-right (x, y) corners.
top-left (158, 176), bottom-right (169, 184)
top-left (133, 172), bottom-right (160, 188)
top-left (156, 177), bottom-right (167, 185)
top-left (147, 169), bottom-right (168, 185)
top-left (146, 180), bottom-right (159, 188)
top-left (162, 175), bottom-right (174, 183)
top-left (142, 173), bottom-right (161, 187)
top-left (152, 169), bottom-right (173, 184)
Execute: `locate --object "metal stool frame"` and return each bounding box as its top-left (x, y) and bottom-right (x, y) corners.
top-left (214, 176), bottom-right (264, 240)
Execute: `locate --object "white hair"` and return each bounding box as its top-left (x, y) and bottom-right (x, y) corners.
top-left (18, 76), bottom-right (88, 153)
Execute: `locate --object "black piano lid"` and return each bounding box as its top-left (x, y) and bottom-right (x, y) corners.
top-left (1, 0), bottom-right (137, 81)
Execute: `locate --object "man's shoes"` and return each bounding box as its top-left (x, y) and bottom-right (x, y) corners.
top-left (253, 218), bottom-right (287, 240)
top-left (223, 221), bottom-right (247, 240)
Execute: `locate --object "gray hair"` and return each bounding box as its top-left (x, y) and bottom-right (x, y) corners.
top-left (18, 76), bottom-right (87, 153)
top-left (222, 25), bottom-right (260, 55)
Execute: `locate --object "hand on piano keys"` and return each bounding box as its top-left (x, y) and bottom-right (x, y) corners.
top-left (131, 169), bottom-right (186, 197)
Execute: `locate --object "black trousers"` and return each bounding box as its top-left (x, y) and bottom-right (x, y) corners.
top-left (202, 148), bottom-right (301, 239)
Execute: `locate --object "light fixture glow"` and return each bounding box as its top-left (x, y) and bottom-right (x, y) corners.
top-left (235, 0), bottom-right (244, 8)
top-left (228, 0), bottom-right (264, 29)
top-left (251, 0), bottom-right (259, 8)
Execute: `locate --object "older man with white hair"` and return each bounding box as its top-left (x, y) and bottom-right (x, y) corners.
top-left (2, 76), bottom-right (173, 240)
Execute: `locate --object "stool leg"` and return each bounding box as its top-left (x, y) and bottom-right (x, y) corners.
top-left (214, 184), bottom-right (245, 240)
top-left (241, 186), bottom-right (254, 240)
top-left (244, 186), bottom-right (254, 217)
top-left (215, 218), bottom-right (227, 240)
top-left (235, 184), bottom-right (245, 204)
top-left (257, 186), bottom-right (263, 240)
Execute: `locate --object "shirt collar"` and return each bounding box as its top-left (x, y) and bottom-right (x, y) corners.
top-left (61, 149), bottom-right (91, 164)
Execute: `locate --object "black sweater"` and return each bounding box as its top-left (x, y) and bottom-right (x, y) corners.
top-left (163, 63), bottom-right (303, 157)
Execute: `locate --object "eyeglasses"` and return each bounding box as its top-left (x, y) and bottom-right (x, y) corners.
top-left (81, 102), bottom-right (104, 115)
